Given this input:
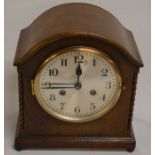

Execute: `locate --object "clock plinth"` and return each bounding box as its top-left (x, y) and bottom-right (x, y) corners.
top-left (15, 117), bottom-right (135, 152)
top-left (13, 3), bottom-right (143, 152)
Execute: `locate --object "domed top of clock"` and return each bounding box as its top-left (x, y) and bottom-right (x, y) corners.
top-left (13, 3), bottom-right (143, 67)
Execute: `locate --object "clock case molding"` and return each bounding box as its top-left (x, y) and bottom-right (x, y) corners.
top-left (13, 3), bottom-right (143, 152)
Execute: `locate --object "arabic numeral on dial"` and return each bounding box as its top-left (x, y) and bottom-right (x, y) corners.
top-left (105, 81), bottom-right (111, 89)
top-left (101, 68), bottom-right (108, 76)
top-left (60, 102), bottom-right (65, 110)
top-left (90, 103), bottom-right (96, 110)
top-left (100, 94), bottom-right (106, 101)
top-left (74, 106), bottom-right (80, 113)
top-left (61, 59), bottom-right (67, 66)
top-left (75, 55), bottom-right (84, 63)
top-left (49, 94), bottom-right (56, 101)
top-left (49, 68), bottom-right (58, 76)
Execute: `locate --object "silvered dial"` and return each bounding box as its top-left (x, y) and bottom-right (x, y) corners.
top-left (34, 47), bottom-right (122, 122)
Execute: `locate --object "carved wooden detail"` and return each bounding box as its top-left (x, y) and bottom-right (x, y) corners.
top-left (17, 71), bottom-right (24, 130)
top-left (128, 70), bottom-right (139, 128)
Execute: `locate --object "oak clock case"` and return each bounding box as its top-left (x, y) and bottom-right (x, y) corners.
top-left (13, 3), bottom-right (143, 152)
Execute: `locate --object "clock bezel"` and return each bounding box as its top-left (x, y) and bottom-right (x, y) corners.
top-left (33, 46), bottom-right (122, 123)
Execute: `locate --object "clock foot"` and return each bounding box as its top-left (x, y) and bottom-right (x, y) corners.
top-left (14, 135), bottom-right (24, 151)
top-left (14, 144), bottom-right (22, 151)
top-left (126, 142), bottom-right (136, 152)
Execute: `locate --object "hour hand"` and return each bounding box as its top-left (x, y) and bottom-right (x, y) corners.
top-left (75, 64), bottom-right (82, 90)
top-left (76, 64), bottom-right (82, 77)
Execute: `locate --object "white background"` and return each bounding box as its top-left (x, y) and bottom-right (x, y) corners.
top-left (4, 0), bottom-right (150, 155)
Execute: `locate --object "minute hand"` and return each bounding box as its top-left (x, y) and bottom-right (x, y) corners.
top-left (41, 83), bottom-right (75, 89)
top-left (41, 86), bottom-right (75, 89)
top-left (48, 83), bottom-right (75, 85)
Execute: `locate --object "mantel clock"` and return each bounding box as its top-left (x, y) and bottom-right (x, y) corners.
top-left (13, 3), bottom-right (143, 152)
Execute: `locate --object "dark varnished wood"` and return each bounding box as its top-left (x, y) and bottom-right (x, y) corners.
top-left (14, 3), bottom-right (143, 152)
top-left (13, 3), bottom-right (143, 67)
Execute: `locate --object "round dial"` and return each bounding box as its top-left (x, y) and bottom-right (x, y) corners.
top-left (34, 46), bottom-right (122, 122)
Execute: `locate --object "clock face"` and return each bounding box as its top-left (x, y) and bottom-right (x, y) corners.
top-left (34, 47), bottom-right (122, 122)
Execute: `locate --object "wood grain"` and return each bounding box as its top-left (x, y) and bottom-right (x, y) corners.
top-left (13, 3), bottom-right (143, 67)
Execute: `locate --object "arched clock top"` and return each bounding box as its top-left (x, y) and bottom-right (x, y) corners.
top-left (13, 3), bottom-right (143, 67)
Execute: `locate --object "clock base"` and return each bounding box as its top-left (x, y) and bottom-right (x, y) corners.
top-left (15, 120), bottom-right (136, 152)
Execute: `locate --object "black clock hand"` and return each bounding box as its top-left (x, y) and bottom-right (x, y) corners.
top-left (76, 64), bottom-right (82, 82)
top-left (47, 83), bottom-right (75, 85)
top-left (75, 63), bottom-right (82, 90)
top-left (41, 82), bottom-right (75, 89)
top-left (41, 86), bottom-right (75, 89)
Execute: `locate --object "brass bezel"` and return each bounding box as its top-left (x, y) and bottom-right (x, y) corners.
top-left (33, 46), bottom-right (122, 123)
